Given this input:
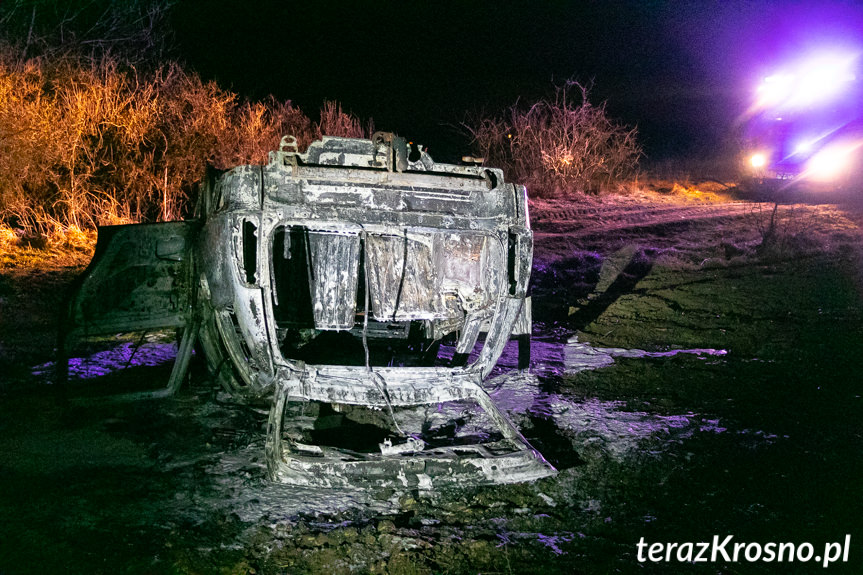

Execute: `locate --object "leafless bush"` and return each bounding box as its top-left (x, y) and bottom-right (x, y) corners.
top-left (0, 1), bottom-right (377, 237)
top-left (0, 46), bottom-right (367, 235)
top-left (0, 0), bottom-right (176, 64)
top-left (750, 202), bottom-right (821, 260)
top-left (465, 81), bottom-right (641, 197)
top-left (315, 100), bottom-right (367, 140)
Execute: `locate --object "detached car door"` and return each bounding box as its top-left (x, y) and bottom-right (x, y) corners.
top-left (62, 220), bottom-right (200, 344)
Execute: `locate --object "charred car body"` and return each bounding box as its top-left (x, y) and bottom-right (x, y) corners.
top-left (62, 133), bottom-right (556, 488)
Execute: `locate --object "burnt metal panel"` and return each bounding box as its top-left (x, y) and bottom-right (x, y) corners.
top-left (364, 233), bottom-right (442, 321)
top-left (307, 231), bottom-right (361, 330)
top-left (65, 221), bottom-right (198, 337)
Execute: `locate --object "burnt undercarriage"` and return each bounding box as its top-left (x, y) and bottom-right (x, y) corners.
top-left (259, 222), bottom-right (550, 487)
top-left (61, 134), bottom-right (555, 488)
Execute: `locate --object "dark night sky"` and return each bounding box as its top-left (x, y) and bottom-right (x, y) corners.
top-left (171, 0), bottom-right (863, 161)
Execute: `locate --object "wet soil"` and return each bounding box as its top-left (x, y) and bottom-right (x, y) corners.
top-left (2, 194), bottom-right (863, 574)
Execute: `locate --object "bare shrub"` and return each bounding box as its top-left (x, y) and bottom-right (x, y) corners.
top-left (0, 2), bottom-right (379, 236)
top-left (0, 0), bottom-right (175, 64)
top-left (466, 81), bottom-right (641, 197)
top-left (0, 56), bottom-right (58, 231)
top-left (750, 202), bottom-right (822, 260)
top-left (315, 100), bottom-right (367, 140)
top-left (0, 53), bottom-right (210, 230)
top-left (0, 44), bottom-right (370, 235)
top-left (218, 98), bottom-right (313, 167)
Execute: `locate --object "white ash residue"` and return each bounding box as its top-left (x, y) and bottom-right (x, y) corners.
top-left (484, 336), bottom-right (730, 459)
top-left (563, 335), bottom-right (727, 374)
top-left (199, 442), bottom-right (401, 525)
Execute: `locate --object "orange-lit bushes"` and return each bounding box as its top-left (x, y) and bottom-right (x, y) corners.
top-left (316, 100), bottom-right (369, 141)
top-left (466, 81), bottom-right (641, 197)
top-left (0, 48), bottom-right (367, 235)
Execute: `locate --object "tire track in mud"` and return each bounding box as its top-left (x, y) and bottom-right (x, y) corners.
top-left (531, 201), bottom-right (760, 237)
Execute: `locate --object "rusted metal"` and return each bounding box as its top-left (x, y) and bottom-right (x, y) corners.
top-left (61, 134), bottom-right (555, 488)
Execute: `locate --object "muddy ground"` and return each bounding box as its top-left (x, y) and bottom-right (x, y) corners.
top-left (2, 188), bottom-right (863, 574)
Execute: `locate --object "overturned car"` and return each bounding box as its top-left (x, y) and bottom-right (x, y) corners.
top-left (61, 133), bottom-right (556, 488)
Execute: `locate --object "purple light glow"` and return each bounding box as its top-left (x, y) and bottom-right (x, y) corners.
top-left (32, 340), bottom-right (178, 383)
top-left (755, 51), bottom-right (859, 111)
top-left (496, 530), bottom-right (576, 555)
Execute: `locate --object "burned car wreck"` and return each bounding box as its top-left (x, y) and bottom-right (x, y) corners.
top-left (61, 133), bottom-right (556, 488)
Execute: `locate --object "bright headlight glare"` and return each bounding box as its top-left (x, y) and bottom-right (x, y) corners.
top-left (794, 140), bottom-right (814, 154)
top-left (756, 52), bottom-right (858, 109)
top-left (750, 153), bottom-right (768, 169)
top-left (756, 74), bottom-right (795, 107)
top-left (805, 144), bottom-right (858, 181)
